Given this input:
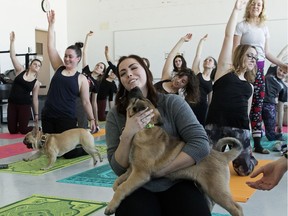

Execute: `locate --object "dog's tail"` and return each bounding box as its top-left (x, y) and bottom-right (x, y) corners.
top-left (214, 137), bottom-right (243, 162)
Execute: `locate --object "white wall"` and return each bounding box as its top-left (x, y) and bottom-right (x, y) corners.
top-left (67, 0), bottom-right (288, 79)
top-left (0, 0), bottom-right (67, 74)
top-left (1, 0), bottom-right (287, 80)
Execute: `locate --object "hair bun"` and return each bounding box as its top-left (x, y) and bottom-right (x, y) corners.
top-left (75, 42), bottom-right (84, 48)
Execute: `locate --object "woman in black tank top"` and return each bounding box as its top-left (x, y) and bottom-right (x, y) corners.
top-left (42, 10), bottom-right (97, 159)
top-left (205, 0), bottom-right (259, 176)
top-left (8, 31), bottom-right (42, 134)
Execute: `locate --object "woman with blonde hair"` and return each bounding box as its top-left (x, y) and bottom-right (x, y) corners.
top-left (233, 0), bottom-right (287, 154)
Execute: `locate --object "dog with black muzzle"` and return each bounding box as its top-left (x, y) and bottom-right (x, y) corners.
top-left (104, 87), bottom-right (244, 216)
top-left (23, 126), bottom-right (103, 170)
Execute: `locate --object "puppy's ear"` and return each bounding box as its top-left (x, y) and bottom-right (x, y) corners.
top-left (151, 108), bottom-right (163, 125)
top-left (128, 87), bottom-right (144, 100)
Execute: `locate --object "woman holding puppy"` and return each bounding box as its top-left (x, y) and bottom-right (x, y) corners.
top-left (105, 54), bottom-right (211, 215)
top-left (42, 10), bottom-right (96, 158)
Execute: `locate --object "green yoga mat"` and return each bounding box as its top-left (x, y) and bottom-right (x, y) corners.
top-left (0, 145), bottom-right (107, 175)
top-left (57, 163), bottom-right (117, 188)
top-left (0, 194), bottom-right (229, 216)
top-left (0, 194), bottom-right (107, 216)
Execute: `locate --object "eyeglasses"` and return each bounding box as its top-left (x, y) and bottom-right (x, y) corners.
top-left (246, 53), bottom-right (259, 62)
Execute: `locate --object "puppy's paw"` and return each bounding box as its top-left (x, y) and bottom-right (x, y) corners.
top-left (93, 160), bottom-right (98, 166)
top-left (112, 181), bottom-right (119, 191)
top-left (99, 156), bottom-right (103, 162)
top-left (104, 206), bottom-right (116, 215)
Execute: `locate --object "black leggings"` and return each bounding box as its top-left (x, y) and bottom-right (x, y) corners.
top-left (115, 180), bottom-right (211, 216)
top-left (41, 114), bottom-right (88, 159)
top-left (7, 103), bottom-right (33, 134)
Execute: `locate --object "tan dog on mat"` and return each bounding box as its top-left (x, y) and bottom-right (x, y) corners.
top-left (23, 126), bottom-right (103, 170)
top-left (104, 87), bottom-right (244, 216)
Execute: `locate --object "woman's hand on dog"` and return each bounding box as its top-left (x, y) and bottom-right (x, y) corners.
top-left (89, 120), bottom-right (97, 134)
top-left (124, 108), bottom-right (154, 136)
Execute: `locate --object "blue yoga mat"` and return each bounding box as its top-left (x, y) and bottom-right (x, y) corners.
top-left (57, 163), bottom-right (117, 188)
top-left (212, 213), bottom-right (230, 216)
top-left (94, 139), bottom-right (106, 145)
top-left (251, 133), bottom-right (287, 151)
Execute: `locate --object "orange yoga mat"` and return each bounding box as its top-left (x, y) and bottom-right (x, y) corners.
top-left (92, 128), bottom-right (106, 138)
top-left (230, 159), bottom-right (273, 202)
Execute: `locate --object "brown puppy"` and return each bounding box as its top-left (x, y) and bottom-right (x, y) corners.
top-left (23, 127), bottom-right (103, 170)
top-left (104, 87), bottom-right (244, 216)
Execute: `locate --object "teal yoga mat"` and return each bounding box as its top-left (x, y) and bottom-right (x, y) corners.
top-left (57, 163), bottom-right (117, 188)
top-left (212, 213), bottom-right (230, 216)
top-left (252, 133), bottom-right (287, 151)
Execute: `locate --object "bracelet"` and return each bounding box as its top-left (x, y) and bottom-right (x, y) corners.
top-left (89, 119), bottom-right (95, 121)
top-left (34, 114), bottom-right (38, 116)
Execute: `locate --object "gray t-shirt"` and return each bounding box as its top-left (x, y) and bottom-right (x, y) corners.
top-left (235, 21), bottom-right (270, 61)
top-left (105, 92), bottom-right (210, 192)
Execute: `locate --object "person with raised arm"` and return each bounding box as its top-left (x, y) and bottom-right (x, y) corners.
top-left (205, 0), bottom-right (258, 176)
top-left (42, 10), bottom-right (96, 159)
top-left (8, 31), bottom-right (41, 134)
top-left (161, 33), bottom-right (192, 80)
top-left (233, 0), bottom-right (287, 154)
top-left (191, 34), bottom-right (217, 126)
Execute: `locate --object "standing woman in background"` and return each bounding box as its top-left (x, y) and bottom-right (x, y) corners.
top-left (82, 31), bottom-right (106, 124)
top-left (42, 10), bottom-right (96, 158)
top-left (96, 45), bottom-right (118, 121)
top-left (8, 31), bottom-right (41, 134)
top-left (233, 0), bottom-right (288, 154)
top-left (191, 34), bottom-right (217, 126)
top-left (77, 31), bottom-right (105, 129)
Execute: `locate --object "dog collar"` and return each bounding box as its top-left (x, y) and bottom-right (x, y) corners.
top-left (145, 123), bottom-right (154, 129)
top-left (39, 135), bottom-right (48, 148)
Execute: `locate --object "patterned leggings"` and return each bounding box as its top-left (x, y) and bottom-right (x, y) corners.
top-left (250, 61), bottom-right (265, 138)
top-left (205, 124), bottom-right (258, 176)
top-left (262, 102), bottom-right (277, 137)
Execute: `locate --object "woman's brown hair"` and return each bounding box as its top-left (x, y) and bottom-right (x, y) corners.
top-left (115, 55), bottom-right (158, 115)
top-left (232, 44), bottom-right (257, 83)
top-left (174, 68), bottom-right (200, 105)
